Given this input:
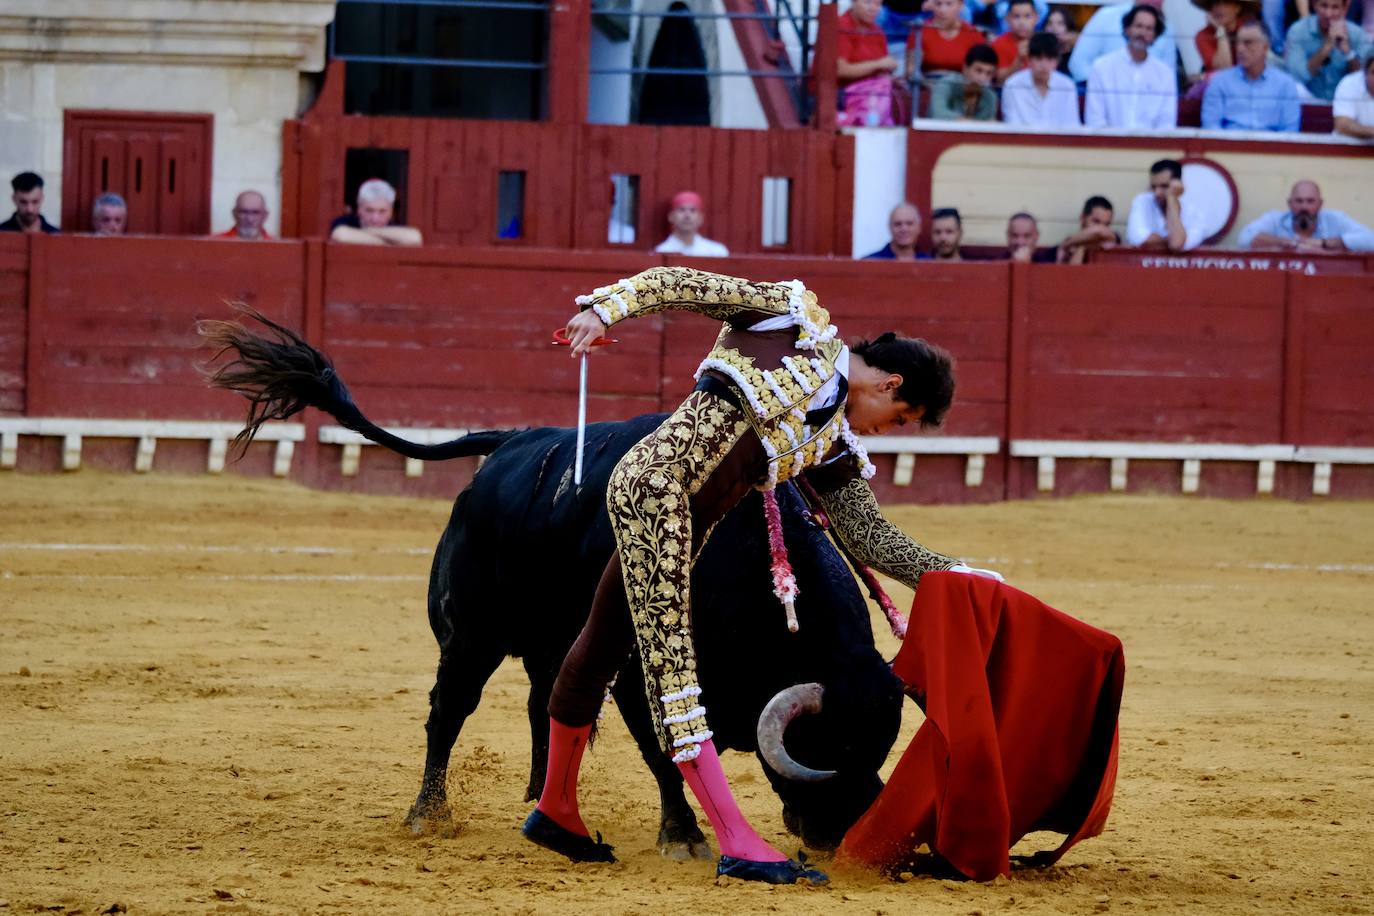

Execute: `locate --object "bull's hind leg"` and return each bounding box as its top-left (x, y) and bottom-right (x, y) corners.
top-left (406, 637), bottom-right (507, 835)
top-left (522, 653), bottom-right (562, 802)
top-left (611, 674), bottom-right (713, 860)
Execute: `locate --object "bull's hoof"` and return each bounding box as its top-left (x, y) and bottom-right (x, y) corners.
top-left (522, 809), bottom-right (617, 863)
top-left (659, 838), bottom-right (715, 861)
top-left (405, 800), bottom-right (455, 837)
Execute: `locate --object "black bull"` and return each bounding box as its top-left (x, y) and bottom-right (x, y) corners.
top-left (198, 314), bottom-right (905, 855)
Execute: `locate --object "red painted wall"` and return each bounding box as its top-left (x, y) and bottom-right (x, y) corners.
top-left (7, 235), bottom-right (1374, 501)
top-left (0, 234), bottom-right (26, 414)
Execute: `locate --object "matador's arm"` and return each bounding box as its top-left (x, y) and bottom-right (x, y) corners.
top-left (576, 266), bottom-right (805, 329)
top-left (810, 475), bottom-right (960, 592)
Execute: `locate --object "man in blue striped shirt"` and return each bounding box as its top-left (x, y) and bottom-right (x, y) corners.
top-left (1202, 21), bottom-right (1302, 131)
top-left (1239, 180), bottom-right (1374, 252)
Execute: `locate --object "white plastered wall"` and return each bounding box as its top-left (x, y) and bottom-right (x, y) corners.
top-left (0, 61), bottom-right (302, 236)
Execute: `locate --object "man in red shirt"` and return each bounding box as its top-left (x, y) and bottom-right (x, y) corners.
top-left (993, 0), bottom-right (1040, 80)
top-left (837, 0), bottom-right (901, 124)
top-left (838, 0), bottom-right (895, 82)
top-left (908, 0), bottom-right (985, 75)
top-left (217, 190), bottom-right (272, 240)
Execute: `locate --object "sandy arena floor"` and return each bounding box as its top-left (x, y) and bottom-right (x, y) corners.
top-left (1, 472), bottom-right (1371, 915)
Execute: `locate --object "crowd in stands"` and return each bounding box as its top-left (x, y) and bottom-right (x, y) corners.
top-left (0, 172), bottom-right (422, 246)
top-left (836, 0), bottom-right (1374, 137)
top-left (2, 169), bottom-right (732, 259)
top-left (8, 166), bottom-right (1370, 260)
top-left (862, 159), bottom-right (1374, 260)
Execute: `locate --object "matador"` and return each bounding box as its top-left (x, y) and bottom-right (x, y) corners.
top-left (522, 266), bottom-right (1000, 884)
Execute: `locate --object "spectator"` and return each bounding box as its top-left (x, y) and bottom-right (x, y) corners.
top-left (1044, 7), bottom-right (1080, 75)
top-left (990, 0), bottom-right (1051, 31)
top-left (1, 172), bottom-right (59, 234)
top-left (654, 190), bottom-right (730, 257)
top-left (993, 0), bottom-right (1042, 79)
top-left (1333, 52), bottom-right (1374, 139)
top-left (864, 201), bottom-right (929, 259)
top-left (1084, 5), bottom-right (1179, 130)
top-left (1057, 195), bottom-right (1122, 263)
top-left (908, 0), bottom-right (987, 75)
top-left (1285, 0), bottom-right (1371, 99)
top-left (219, 191), bottom-right (272, 240)
top-left (929, 207), bottom-right (966, 260)
top-left (91, 193), bottom-right (128, 236)
top-left (1194, 0), bottom-right (1261, 73)
top-left (330, 179), bottom-right (423, 246)
top-left (1002, 31), bottom-right (1083, 125)
top-left (838, 0), bottom-right (901, 126)
top-left (1238, 179), bottom-right (1374, 251)
top-left (927, 44), bottom-right (1000, 119)
top-left (1003, 212), bottom-right (1058, 261)
top-left (878, 0), bottom-right (927, 48)
top-left (1125, 159), bottom-right (1207, 250)
top-left (1069, 0), bottom-right (1179, 83)
top-left (1202, 22), bottom-right (1303, 129)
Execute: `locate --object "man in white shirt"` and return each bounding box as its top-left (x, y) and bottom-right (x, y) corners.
top-left (1084, 5), bottom-right (1179, 130)
top-left (1068, 0), bottom-right (1179, 82)
top-left (1002, 32), bottom-right (1083, 128)
top-left (1332, 54), bottom-right (1374, 140)
top-left (654, 191), bottom-right (730, 257)
top-left (1125, 158), bottom-right (1207, 250)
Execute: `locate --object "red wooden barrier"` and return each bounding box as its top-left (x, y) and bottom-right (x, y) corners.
top-left (1016, 265), bottom-right (1287, 443)
top-left (281, 62), bottom-right (854, 258)
top-left (1288, 274), bottom-right (1374, 446)
top-left (24, 236), bottom-right (307, 419)
top-left (0, 234), bottom-right (27, 415)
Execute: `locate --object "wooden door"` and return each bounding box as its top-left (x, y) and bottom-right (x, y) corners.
top-left (62, 111), bottom-right (213, 235)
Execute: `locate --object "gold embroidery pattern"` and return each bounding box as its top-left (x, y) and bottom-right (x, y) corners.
top-left (694, 333), bottom-right (847, 488)
top-left (607, 390), bottom-right (751, 760)
top-left (814, 477), bottom-right (959, 595)
top-left (581, 267), bottom-right (799, 326)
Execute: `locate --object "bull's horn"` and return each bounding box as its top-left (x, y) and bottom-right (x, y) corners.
top-left (756, 682), bottom-right (838, 782)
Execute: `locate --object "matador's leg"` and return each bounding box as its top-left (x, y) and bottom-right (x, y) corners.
top-left (605, 389), bottom-right (752, 761)
top-left (608, 391), bottom-right (819, 873)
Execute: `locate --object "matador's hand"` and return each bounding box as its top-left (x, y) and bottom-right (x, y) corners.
top-left (949, 563), bottom-right (1005, 583)
top-left (563, 311), bottom-right (608, 358)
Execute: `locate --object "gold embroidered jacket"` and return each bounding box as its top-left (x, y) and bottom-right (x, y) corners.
top-left (577, 266), bottom-right (959, 590)
top-left (579, 266), bottom-right (849, 487)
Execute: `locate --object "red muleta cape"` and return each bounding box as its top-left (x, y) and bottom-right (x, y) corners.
top-left (837, 571), bottom-right (1125, 880)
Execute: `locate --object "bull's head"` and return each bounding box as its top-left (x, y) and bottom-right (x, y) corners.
top-left (753, 671), bottom-right (903, 849)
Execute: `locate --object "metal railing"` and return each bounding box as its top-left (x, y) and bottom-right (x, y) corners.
top-left (329, 0), bottom-right (551, 74)
top-left (589, 2), bottom-right (818, 124)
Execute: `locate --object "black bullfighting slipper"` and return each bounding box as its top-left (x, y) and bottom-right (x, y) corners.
top-left (716, 851), bottom-right (829, 885)
top-left (521, 809), bottom-right (617, 863)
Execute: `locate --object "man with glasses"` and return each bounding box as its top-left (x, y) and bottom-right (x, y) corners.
top-left (1202, 21), bottom-right (1302, 130)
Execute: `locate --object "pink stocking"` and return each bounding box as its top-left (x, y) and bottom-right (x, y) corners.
top-left (678, 740), bottom-right (787, 862)
top-left (535, 718), bottom-right (592, 836)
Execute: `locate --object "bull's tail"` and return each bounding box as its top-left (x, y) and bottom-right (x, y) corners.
top-left (197, 305), bottom-right (519, 461)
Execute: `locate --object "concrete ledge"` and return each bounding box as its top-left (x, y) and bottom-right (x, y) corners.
top-left (1011, 439), bottom-right (1374, 496)
top-left (0, 417), bottom-right (303, 475)
top-left (318, 425), bottom-right (469, 478)
top-left (860, 435), bottom-right (1000, 488)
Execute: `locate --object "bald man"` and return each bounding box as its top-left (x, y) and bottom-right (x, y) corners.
top-left (1238, 180), bottom-right (1374, 252)
top-left (863, 202), bottom-right (928, 261)
top-left (654, 191), bottom-right (729, 257)
top-left (219, 191), bottom-right (272, 240)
